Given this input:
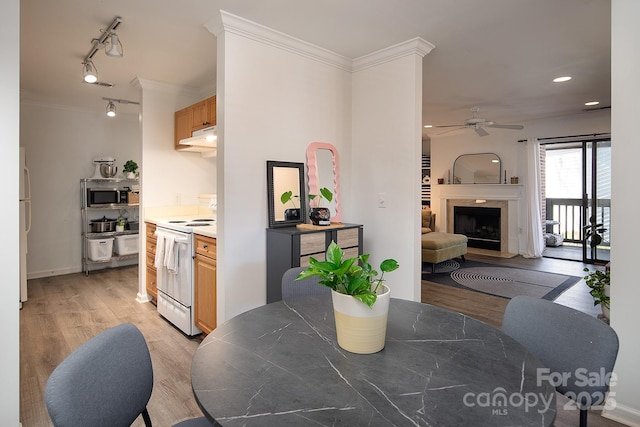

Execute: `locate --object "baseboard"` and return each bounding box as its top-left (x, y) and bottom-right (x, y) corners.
top-left (603, 402), bottom-right (640, 426)
top-left (136, 292), bottom-right (151, 304)
top-left (466, 247), bottom-right (518, 259)
top-left (27, 266), bottom-right (81, 279)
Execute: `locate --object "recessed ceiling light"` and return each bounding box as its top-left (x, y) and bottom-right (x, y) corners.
top-left (553, 76), bottom-right (572, 83)
top-left (585, 101), bottom-right (600, 106)
top-left (423, 125), bottom-right (433, 128)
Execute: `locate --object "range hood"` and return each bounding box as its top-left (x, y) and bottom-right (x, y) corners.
top-left (178, 126), bottom-right (217, 152)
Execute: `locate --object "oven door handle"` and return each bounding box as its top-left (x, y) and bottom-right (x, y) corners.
top-left (175, 237), bottom-right (190, 244)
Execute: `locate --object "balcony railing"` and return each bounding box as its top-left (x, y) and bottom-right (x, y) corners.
top-left (545, 198), bottom-right (611, 246)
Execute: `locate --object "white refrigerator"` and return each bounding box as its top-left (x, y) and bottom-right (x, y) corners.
top-left (20, 147), bottom-right (31, 305)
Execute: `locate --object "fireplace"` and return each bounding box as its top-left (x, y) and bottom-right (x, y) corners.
top-left (445, 198), bottom-right (511, 254)
top-left (454, 206), bottom-right (501, 251)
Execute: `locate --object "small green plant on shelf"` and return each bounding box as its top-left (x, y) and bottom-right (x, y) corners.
top-left (309, 187), bottom-right (333, 208)
top-left (123, 160), bottom-right (139, 177)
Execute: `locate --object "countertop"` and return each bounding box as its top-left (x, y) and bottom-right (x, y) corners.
top-left (145, 216), bottom-right (217, 238)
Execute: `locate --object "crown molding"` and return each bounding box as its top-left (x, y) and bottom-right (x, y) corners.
top-left (211, 10), bottom-right (352, 72)
top-left (352, 37), bottom-right (435, 72)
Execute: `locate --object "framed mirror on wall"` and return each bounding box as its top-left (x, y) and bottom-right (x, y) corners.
top-left (306, 142), bottom-right (342, 222)
top-left (453, 153), bottom-right (502, 184)
top-left (266, 161), bottom-right (306, 228)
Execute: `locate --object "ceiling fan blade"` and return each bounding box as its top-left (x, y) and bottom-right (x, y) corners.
top-left (486, 124), bottom-right (524, 130)
top-left (436, 126), bottom-right (466, 135)
top-left (433, 124), bottom-right (465, 128)
top-left (474, 127), bottom-right (489, 137)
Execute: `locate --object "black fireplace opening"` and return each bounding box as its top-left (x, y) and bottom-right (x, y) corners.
top-left (454, 206), bottom-right (501, 251)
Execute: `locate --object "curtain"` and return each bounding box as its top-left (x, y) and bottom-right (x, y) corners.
top-left (521, 138), bottom-right (545, 258)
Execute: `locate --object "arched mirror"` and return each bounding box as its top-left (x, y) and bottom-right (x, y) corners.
top-left (306, 142), bottom-right (341, 222)
top-left (267, 161), bottom-right (306, 228)
top-left (453, 153), bottom-right (502, 184)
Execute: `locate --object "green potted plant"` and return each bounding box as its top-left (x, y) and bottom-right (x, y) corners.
top-left (583, 267), bottom-right (610, 320)
top-left (116, 216), bottom-right (125, 232)
top-left (583, 215), bottom-right (607, 248)
top-left (297, 241), bottom-right (399, 354)
top-left (123, 160), bottom-right (139, 179)
top-left (308, 187), bottom-right (333, 226)
top-left (280, 190), bottom-right (300, 221)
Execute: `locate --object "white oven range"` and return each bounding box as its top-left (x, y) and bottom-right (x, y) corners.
top-left (154, 218), bottom-right (215, 336)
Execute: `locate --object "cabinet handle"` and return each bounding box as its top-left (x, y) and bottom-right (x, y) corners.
top-left (203, 244), bottom-right (208, 249)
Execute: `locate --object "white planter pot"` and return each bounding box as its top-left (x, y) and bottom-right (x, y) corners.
top-left (331, 284), bottom-right (390, 354)
top-left (126, 172), bottom-right (136, 179)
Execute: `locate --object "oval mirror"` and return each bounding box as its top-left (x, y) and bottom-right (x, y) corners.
top-left (453, 153), bottom-right (502, 184)
top-left (307, 142), bottom-right (341, 222)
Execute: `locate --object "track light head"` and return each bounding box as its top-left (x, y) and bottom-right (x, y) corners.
top-left (82, 60), bottom-right (98, 83)
top-left (105, 32), bottom-right (123, 57)
top-left (106, 101), bottom-right (116, 117)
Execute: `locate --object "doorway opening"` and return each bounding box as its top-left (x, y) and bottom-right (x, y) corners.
top-left (541, 136), bottom-right (611, 263)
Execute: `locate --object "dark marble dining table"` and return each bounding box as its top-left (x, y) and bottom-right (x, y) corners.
top-left (191, 296), bottom-right (556, 426)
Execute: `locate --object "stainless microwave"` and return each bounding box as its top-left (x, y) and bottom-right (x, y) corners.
top-left (87, 188), bottom-right (128, 206)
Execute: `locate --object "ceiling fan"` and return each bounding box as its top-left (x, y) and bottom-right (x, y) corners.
top-left (434, 107), bottom-right (524, 137)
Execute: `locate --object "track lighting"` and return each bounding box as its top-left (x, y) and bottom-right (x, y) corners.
top-left (82, 60), bottom-right (98, 83)
top-left (105, 32), bottom-right (123, 58)
top-left (106, 101), bottom-right (116, 117)
top-left (82, 17), bottom-right (123, 84)
top-left (102, 97), bottom-right (140, 118)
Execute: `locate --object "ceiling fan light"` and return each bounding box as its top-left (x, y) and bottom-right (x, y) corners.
top-left (105, 32), bottom-right (123, 57)
top-left (106, 101), bottom-right (116, 117)
top-left (82, 61), bottom-right (98, 83)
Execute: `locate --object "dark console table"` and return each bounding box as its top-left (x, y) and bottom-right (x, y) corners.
top-left (265, 223), bottom-right (362, 302)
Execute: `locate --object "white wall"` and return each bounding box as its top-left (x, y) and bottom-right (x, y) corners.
top-left (211, 12), bottom-right (353, 321)
top-left (1, 0), bottom-right (20, 424)
top-left (351, 39), bottom-right (432, 302)
top-left (608, 0), bottom-right (640, 424)
top-left (19, 103), bottom-right (141, 278)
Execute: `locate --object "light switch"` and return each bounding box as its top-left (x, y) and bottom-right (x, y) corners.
top-left (378, 192), bottom-right (386, 208)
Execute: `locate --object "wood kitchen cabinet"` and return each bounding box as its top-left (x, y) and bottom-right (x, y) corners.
top-left (174, 95), bottom-right (216, 150)
top-left (266, 224), bottom-right (363, 303)
top-left (145, 222), bottom-right (157, 304)
top-left (194, 234), bottom-right (217, 335)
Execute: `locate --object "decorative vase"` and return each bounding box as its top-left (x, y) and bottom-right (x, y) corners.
top-left (284, 208), bottom-right (300, 221)
top-left (309, 207), bottom-right (330, 226)
top-left (126, 172), bottom-right (136, 179)
top-left (331, 285), bottom-right (390, 354)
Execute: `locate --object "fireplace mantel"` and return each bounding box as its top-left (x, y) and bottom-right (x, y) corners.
top-left (438, 184), bottom-right (523, 255)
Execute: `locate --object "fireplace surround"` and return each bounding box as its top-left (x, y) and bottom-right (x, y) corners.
top-left (437, 183), bottom-right (523, 255)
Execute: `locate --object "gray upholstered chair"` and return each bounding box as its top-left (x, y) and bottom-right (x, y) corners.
top-left (44, 323), bottom-right (212, 427)
top-left (502, 296), bottom-right (619, 427)
top-left (281, 266), bottom-right (331, 300)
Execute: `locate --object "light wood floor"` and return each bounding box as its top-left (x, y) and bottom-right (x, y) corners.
top-left (20, 266), bottom-right (205, 427)
top-left (20, 255), bottom-right (622, 427)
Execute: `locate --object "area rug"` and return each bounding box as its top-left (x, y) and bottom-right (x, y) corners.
top-left (422, 259), bottom-right (580, 300)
